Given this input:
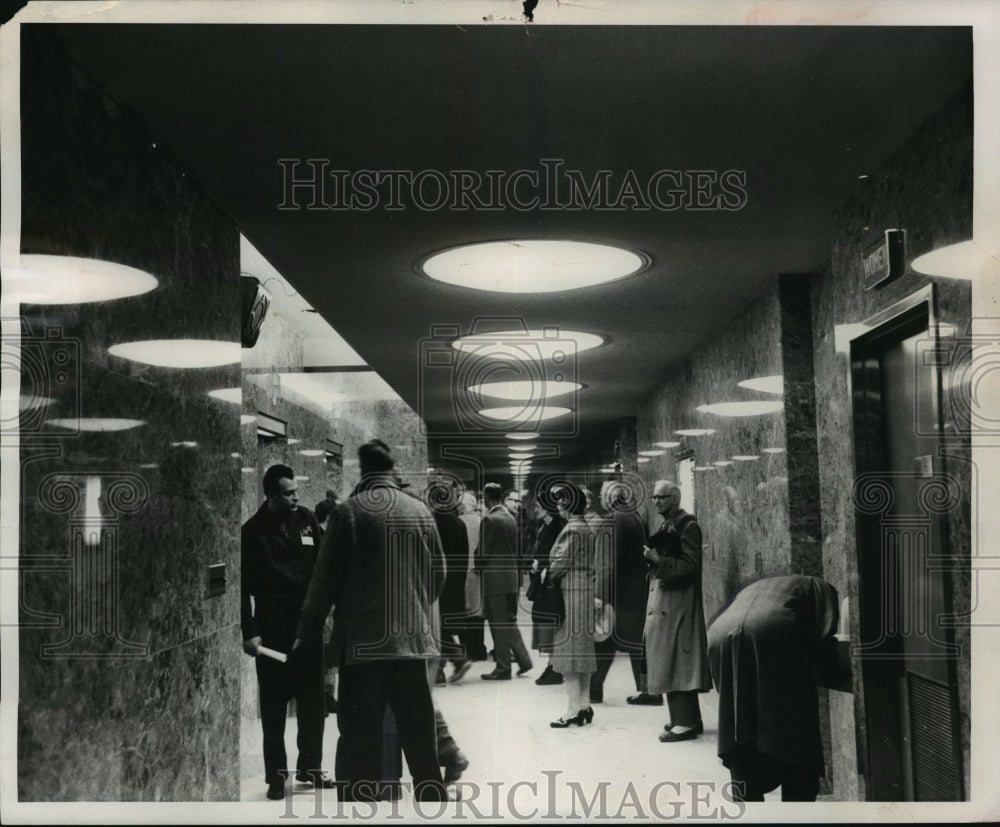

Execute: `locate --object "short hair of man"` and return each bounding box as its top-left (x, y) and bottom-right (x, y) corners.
top-left (263, 464), bottom-right (295, 497)
top-left (654, 479), bottom-right (681, 498)
top-left (552, 483), bottom-right (587, 516)
top-left (358, 439), bottom-right (395, 475)
top-left (482, 482), bottom-right (503, 506)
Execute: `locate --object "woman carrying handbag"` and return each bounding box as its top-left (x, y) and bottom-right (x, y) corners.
top-left (543, 484), bottom-right (597, 728)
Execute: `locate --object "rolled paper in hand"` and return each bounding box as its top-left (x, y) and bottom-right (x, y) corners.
top-left (257, 646), bottom-right (287, 663)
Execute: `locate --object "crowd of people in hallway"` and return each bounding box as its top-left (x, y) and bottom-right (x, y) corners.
top-left (241, 440), bottom-right (845, 804)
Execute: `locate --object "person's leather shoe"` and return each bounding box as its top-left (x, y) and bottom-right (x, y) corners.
top-left (295, 770), bottom-right (336, 788)
top-left (449, 659), bottom-right (473, 684)
top-left (267, 780), bottom-right (285, 800)
top-left (663, 721), bottom-right (704, 734)
top-left (626, 692), bottom-right (663, 705)
top-left (658, 726), bottom-right (699, 742)
top-left (443, 750), bottom-right (469, 784)
top-left (534, 665), bottom-right (563, 685)
top-left (516, 662), bottom-right (533, 677)
top-left (481, 669), bottom-right (512, 681)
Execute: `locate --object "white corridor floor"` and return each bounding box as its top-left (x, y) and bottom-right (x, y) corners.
top-left (238, 605), bottom-right (778, 819)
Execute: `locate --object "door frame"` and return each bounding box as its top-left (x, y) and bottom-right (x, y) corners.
top-left (846, 284), bottom-right (963, 800)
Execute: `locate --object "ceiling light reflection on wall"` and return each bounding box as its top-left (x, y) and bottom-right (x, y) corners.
top-left (675, 428), bottom-right (715, 437)
top-left (637, 457), bottom-right (651, 464)
top-left (468, 380), bottom-right (582, 401)
top-left (207, 388), bottom-right (242, 404)
top-left (8, 254), bottom-right (158, 304)
top-left (762, 447), bottom-right (785, 454)
top-left (478, 406), bottom-right (572, 423)
top-left (46, 418), bottom-right (145, 432)
top-left (298, 449), bottom-right (325, 457)
top-left (713, 461), bottom-right (733, 467)
top-left (654, 441), bottom-right (680, 448)
top-left (638, 450), bottom-right (665, 457)
top-left (732, 455), bottom-right (760, 461)
top-left (421, 240), bottom-right (647, 293)
top-left (453, 330), bottom-right (604, 361)
top-left (911, 240), bottom-right (993, 279)
top-left (109, 340), bottom-right (240, 368)
top-left (697, 401), bottom-right (784, 417)
top-left (737, 375), bottom-right (784, 395)
top-left (241, 415), bottom-right (257, 426)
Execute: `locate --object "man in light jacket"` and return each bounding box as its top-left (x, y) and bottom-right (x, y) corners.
top-left (642, 480), bottom-right (712, 742)
top-left (294, 440), bottom-right (447, 802)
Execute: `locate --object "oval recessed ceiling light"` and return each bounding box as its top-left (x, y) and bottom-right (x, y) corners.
top-left (637, 457), bottom-right (651, 464)
top-left (763, 447), bottom-right (785, 454)
top-left (453, 330), bottom-right (604, 361)
top-left (46, 417), bottom-right (145, 432)
top-left (207, 387), bottom-right (242, 405)
top-left (694, 466), bottom-right (716, 472)
top-left (697, 401), bottom-right (784, 417)
top-left (298, 449), bottom-right (325, 457)
top-left (509, 452), bottom-right (534, 460)
top-left (421, 240), bottom-right (647, 293)
top-left (479, 406), bottom-right (572, 423)
top-left (732, 455), bottom-right (760, 461)
top-left (713, 460), bottom-right (733, 467)
top-left (737, 375), bottom-right (784, 395)
top-left (654, 441), bottom-right (680, 449)
top-left (109, 340), bottom-right (240, 368)
top-left (675, 428), bottom-right (715, 437)
top-left (506, 444), bottom-right (537, 452)
top-left (468, 379), bottom-right (582, 401)
top-left (8, 254), bottom-right (158, 304)
top-left (638, 450), bottom-right (665, 457)
top-left (507, 432), bottom-right (540, 440)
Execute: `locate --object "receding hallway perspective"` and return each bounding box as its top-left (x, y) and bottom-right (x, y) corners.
top-left (5, 2), bottom-right (999, 823)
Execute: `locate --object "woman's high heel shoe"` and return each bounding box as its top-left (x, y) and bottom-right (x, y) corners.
top-left (581, 706), bottom-right (594, 724)
top-left (550, 711), bottom-right (587, 728)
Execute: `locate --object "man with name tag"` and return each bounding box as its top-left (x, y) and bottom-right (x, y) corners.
top-left (241, 464), bottom-right (331, 800)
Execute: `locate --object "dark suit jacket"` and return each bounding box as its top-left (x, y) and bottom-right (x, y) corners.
top-left (478, 505), bottom-right (520, 597)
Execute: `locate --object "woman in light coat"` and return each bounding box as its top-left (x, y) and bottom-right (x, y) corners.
top-left (546, 484), bottom-right (597, 727)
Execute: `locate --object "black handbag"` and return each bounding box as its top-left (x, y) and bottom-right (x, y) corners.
top-left (531, 572), bottom-right (566, 626)
top-left (526, 570), bottom-right (543, 602)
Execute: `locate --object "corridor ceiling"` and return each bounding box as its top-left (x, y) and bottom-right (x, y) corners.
top-left (47, 21), bottom-right (972, 476)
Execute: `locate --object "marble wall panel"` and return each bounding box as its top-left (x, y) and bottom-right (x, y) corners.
top-left (18, 27), bottom-right (241, 800)
top-left (636, 286), bottom-right (790, 621)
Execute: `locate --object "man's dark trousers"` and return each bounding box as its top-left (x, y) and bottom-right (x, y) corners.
top-left (255, 598), bottom-right (325, 784)
top-left (335, 658), bottom-right (445, 801)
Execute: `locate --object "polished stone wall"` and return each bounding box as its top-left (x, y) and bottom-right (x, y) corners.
top-left (636, 287), bottom-right (791, 620)
top-left (811, 81), bottom-right (973, 800)
top-left (18, 27), bottom-right (240, 800)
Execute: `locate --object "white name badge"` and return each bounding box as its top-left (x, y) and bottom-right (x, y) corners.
top-left (301, 536), bottom-right (314, 546)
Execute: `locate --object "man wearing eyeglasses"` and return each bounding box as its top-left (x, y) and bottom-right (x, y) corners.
top-left (640, 480), bottom-right (712, 742)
